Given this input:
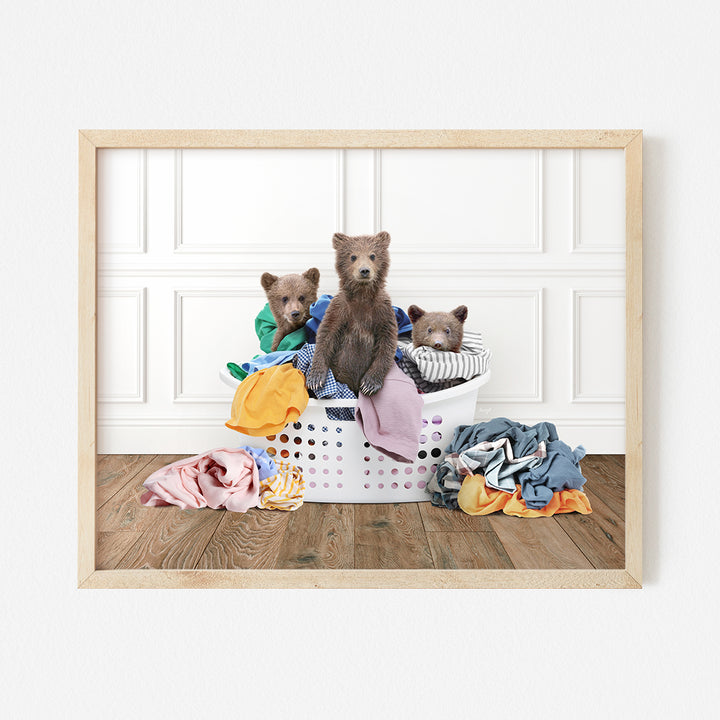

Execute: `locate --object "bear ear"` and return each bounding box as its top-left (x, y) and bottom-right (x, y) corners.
top-left (332, 232), bottom-right (351, 249)
top-left (303, 267), bottom-right (320, 286)
top-left (374, 231), bottom-right (391, 247)
top-left (408, 305), bottom-right (425, 323)
top-left (451, 305), bottom-right (468, 324)
top-left (260, 272), bottom-right (278, 292)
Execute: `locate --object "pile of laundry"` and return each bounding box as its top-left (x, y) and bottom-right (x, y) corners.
top-left (140, 446), bottom-right (305, 512)
top-left (225, 295), bottom-right (423, 463)
top-left (427, 417), bottom-right (593, 517)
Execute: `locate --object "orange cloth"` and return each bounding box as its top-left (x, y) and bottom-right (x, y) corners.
top-left (226, 364), bottom-right (309, 437)
top-left (457, 474), bottom-right (592, 517)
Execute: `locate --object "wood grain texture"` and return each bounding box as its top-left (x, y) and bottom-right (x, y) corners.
top-left (93, 454), bottom-right (627, 576)
top-left (581, 486), bottom-right (625, 552)
top-left (625, 130), bottom-right (643, 585)
top-left (427, 531), bottom-right (514, 569)
top-left (96, 454), bottom-right (189, 533)
top-left (78, 130), bottom-right (97, 585)
top-left (115, 507), bottom-right (223, 570)
top-left (487, 515), bottom-right (593, 569)
top-left (197, 509), bottom-right (291, 570)
top-left (82, 568), bottom-right (640, 590)
top-left (419, 501), bottom-right (494, 532)
top-left (96, 531), bottom-right (143, 570)
top-left (80, 128), bottom-right (641, 149)
top-left (95, 454), bottom-right (156, 508)
top-left (554, 512), bottom-right (624, 569)
top-left (582, 455), bottom-right (625, 520)
top-left (274, 503), bottom-right (354, 569)
top-left (354, 503), bottom-right (433, 569)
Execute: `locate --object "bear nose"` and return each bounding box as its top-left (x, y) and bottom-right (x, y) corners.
top-left (359, 267), bottom-right (371, 278)
top-left (433, 342), bottom-right (443, 349)
top-left (290, 310), bottom-right (301, 320)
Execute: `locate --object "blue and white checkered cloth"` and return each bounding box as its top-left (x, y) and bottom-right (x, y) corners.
top-left (293, 343), bottom-right (356, 421)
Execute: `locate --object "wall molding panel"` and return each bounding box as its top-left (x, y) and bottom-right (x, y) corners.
top-left (173, 148), bottom-right (345, 254)
top-left (98, 149), bottom-right (147, 254)
top-left (572, 289), bottom-right (626, 403)
top-left (475, 288), bottom-right (543, 403)
top-left (571, 149), bottom-right (626, 253)
top-left (97, 287), bottom-right (147, 402)
top-left (377, 148), bottom-right (544, 254)
top-left (174, 288), bottom-right (262, 403)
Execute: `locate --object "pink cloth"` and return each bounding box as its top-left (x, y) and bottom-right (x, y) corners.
top-left (140, 447), bottom-right (260, 512)
top-left (355, 364), bottom-right (423, 463)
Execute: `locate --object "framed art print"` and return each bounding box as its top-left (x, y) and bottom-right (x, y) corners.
top-left (79, 130), bottom-right (642, 589)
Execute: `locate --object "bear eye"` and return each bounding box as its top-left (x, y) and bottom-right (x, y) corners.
top-left (445, 328), bottom-right (451, 334)
top-left (298, 296), bottom-right (304, 302)
top-left (370, 254), bottom-right (376, 261)
top-left (282, 296), bottom-right (289, 303)
top-left (427, 327), bottom-right (433, 334)
top-left (350, 255), bottom-right (357, 262)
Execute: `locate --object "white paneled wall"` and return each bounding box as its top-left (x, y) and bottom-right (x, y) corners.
top-left (97, 148), bottom-right (626, 453)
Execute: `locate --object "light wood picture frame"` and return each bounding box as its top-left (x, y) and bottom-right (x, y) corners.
top-left (78, 129), bottom-right (642, 589)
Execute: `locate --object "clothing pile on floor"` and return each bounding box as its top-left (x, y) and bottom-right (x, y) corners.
top-left (427, 417), bottom-right (592, 517)
top-left (140, 446), bottom-right (305, 512)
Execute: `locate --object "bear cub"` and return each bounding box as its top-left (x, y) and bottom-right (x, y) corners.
top-left (260, 268), bottom-right (320, 352)
top-left (306, 231), bottom-right (397, 396)
top-left (407, 304), bottom-right (468, 352)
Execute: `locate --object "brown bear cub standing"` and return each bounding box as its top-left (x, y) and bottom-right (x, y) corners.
top-left (260, 268), bottom-right (320, 351)
top-left (407, 305), bottom-right (468, 352)
top-left (307, 232), bottom-right (397, 396)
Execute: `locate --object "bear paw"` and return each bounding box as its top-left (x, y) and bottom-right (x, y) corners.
top-left (305, 366), bottom-right (327, 393)
top-left (360, 374), bottom-right (384, 396)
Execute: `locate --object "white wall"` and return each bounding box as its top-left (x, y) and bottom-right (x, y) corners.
top-left (97, 147), bottom-right (626, 453)
top-left (2, 1), bottom-right (719, 719)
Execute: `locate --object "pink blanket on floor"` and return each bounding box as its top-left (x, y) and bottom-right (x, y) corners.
top-left (140, 447), bottom-right (260, 512)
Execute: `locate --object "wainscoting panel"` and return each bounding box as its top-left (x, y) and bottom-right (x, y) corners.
top-left (176, 148), bottom-right (341, 252)
top-left (379, 149), bottom-right (541, 253)
top-left (97, 288), bottom-right (146, 402)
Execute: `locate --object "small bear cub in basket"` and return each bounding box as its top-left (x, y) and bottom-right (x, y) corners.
top-left (407, 305), bottom-right (468, 352)
top-left (260, 268), bottom-right (320, 351)
top-left (307, 231), bottom-right (397, 396)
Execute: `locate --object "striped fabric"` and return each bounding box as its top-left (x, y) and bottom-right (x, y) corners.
top-left (395, 356), bottom-right (464, 393)
top-left (397, 330), bottom-right (491, 385)
top-left (258, 461), bottom-right (306, 511)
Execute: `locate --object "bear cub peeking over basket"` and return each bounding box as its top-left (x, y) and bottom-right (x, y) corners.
top-left (261, 267), bottom-right (320, 352)
top-left (306, 231), bottom-right (397, 396)
top-left (407, 304), bottom-right (468, 352)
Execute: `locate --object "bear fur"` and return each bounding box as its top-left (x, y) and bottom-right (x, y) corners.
top-left (306, 231), bottom-right (397, 396)
top-left (407, 304), bottom-right (468, 352)
top-left (260, 267), bottom-right (320, 352)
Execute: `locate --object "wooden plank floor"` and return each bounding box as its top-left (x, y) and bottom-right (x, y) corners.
top-left (95, 454), bottom-right (625, 570)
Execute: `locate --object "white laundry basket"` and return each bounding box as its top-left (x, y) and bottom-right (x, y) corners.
top-left (219, 367), bottom-right (491, 503)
